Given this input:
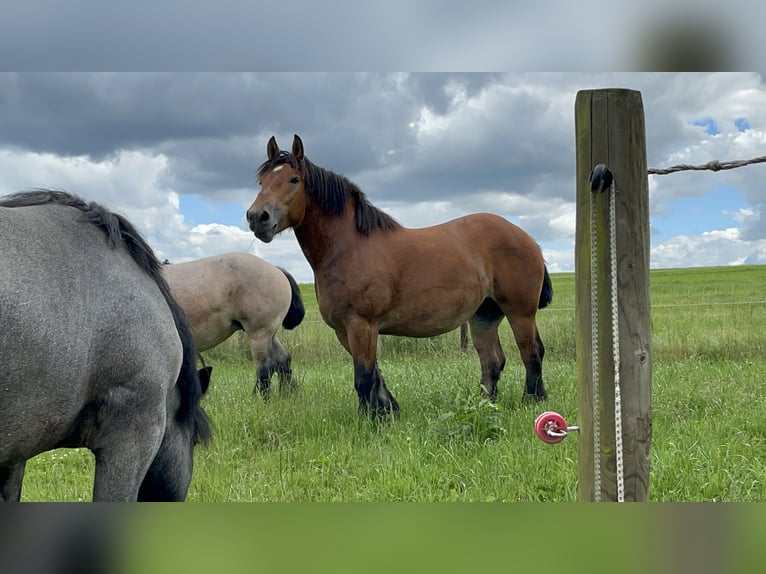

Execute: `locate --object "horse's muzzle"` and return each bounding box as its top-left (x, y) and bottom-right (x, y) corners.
top-left (247, 208), bottom-right (277, 243)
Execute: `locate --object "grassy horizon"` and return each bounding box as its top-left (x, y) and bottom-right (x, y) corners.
top-left (19, 264), bottom-right (766, 501)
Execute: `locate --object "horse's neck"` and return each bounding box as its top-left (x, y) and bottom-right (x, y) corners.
top-left (294, 202), bottom-right (355, 274)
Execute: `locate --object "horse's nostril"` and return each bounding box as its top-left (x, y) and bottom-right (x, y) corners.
top-left (258, 211), bottom-right (270, 223)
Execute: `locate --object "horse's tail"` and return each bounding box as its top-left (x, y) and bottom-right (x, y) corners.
top-left (278, 267), bottom-right (306, 329)
top-left (539, 265), bottom-right (553, 309)
top-left (0, 190), bottom-right (212, 446)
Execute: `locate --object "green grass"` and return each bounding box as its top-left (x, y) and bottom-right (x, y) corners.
top-left (19, 265), bottom-right (766, 501)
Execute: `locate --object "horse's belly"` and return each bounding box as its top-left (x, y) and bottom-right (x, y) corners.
top-left (0, 402), bottom-right (77, 462)
top-left (378, 301), bottom-right (478, 338)
top-left (379, 322), bottom-right (459, 338)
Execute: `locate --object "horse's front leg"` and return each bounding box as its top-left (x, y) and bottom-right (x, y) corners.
top-left (0, 462), bottom-right (26, 502)
top-left (337, 320), bottom-right (399, 419)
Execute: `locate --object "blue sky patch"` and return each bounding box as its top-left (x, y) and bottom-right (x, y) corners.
top-left (734, 117), bottom-right (750, 132)
top-left (179, 195), bottom-right (246, 228)
top-left (691, 118), bottom-right (720, 135)
top-left (652, 184), bottom-right (747, 240)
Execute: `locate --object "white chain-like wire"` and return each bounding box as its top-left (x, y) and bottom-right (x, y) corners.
top-left (590, 189), bottom-right (601, 502)
top-left (591, 176), bottom-right (626, 502)
top-left (609, 184), bottom-right (625, 503)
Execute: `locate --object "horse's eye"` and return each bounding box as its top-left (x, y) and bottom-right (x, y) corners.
top-left (290, 177), bottom-right (300, 184)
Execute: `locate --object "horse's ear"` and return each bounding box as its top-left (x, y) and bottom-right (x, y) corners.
top-left (267, 136), bottom-right (279, 161)
top-left (292, 134), bottom-right (304, 160)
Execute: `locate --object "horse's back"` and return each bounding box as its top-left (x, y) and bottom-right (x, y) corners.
top-left (381, 212), bottom-right (545, 287)
top-left (439, 213), bottom-right (543, 257)
top-left (164, 252), bottom-right (288, 301)
top-left (0, 203), bottom-right (181, 463)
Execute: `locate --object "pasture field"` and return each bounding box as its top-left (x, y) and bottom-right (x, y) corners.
top-left (20, 265), bottom-right (766, 501)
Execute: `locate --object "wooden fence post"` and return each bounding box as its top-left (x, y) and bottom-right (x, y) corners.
top-left (574, 89), bottom-right (652, 501)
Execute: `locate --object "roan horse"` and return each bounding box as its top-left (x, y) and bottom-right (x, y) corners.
top-left (163, 252), bottom-right (305, 398)
top-left (0, 190), bottom-right (212, 501)
top-left (246, 135), bottom-right (553, 418)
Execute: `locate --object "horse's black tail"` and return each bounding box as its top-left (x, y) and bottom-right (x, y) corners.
top-left (539, 266), bottom-right (553, 309)
top-left (278, 267), bottom-right (306, 329)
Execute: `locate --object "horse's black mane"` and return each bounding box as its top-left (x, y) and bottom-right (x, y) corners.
top-left (257, 152), bottom-right (402, 235)
top-left (0, 189), bottom-right (212, 445)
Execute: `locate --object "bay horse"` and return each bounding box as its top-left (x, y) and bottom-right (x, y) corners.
top-left (163, 252), bottom-right (305, 398)
top-left (246, 135), bottom-right (553, 418)
top-left (0, 190), bottom-right (212, 501)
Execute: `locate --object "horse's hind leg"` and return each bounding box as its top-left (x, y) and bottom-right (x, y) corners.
top-left (507, 314), bottom-right (547, 401)
top-left (270, 335), bottom-right (296, 396)
top-left (0, 462), bottom-right (26, 502)
top-left (92, 413), bottom-right (165, 501)
top-left (468, 311), bottom-right (506, 401)
top-left (248, 332), bottom-right (274, 399)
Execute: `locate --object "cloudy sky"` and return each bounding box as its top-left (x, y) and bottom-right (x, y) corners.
top-left (1, 72), bottom-right (764, 282)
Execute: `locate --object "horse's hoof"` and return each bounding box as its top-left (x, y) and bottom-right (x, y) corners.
top-left (522, 392), bottom-right (547, 403)
top-left (480, 386), bottom-right (498, 401)
top-left (279, 381), bottom-right (298, 396)
top-left (371, 408), bottom-right (398, 422)
top-left (368, 399), bottom-right (399, 421)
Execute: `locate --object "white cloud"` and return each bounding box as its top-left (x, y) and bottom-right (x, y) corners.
top-left (0, 148), bottom-right (267, 271)
top-left (0, 148), bottom-right (172, 208)
top-left (3, 73), bottom-right (766, 282)
top-left (651, 227), bottom-right (766, 269)
top-left (168, 222), bottom-right (258, 263)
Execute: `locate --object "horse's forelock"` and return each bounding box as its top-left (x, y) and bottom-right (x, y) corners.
top-left (257, 150), bottom-right (299, 179)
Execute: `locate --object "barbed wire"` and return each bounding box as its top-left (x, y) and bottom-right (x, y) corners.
top-left (648, 155), bottom-right (766, 175)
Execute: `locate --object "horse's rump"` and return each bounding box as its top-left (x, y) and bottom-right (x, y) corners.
top-left (163, 252), bottom-right (297, 350)
top-left (0, 198), bottom-right (179, 457)
top-left (163, 252), bottom-right (303, 398)
top-left (0, 190), bottom-right (210, 500)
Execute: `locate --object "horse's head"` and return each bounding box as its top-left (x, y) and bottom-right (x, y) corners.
top-left (247, 135), bottom-right (308, 243)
